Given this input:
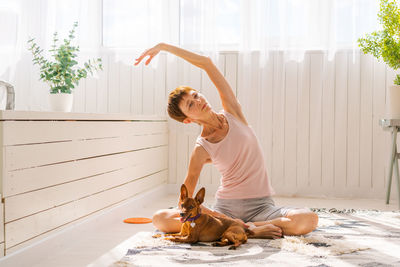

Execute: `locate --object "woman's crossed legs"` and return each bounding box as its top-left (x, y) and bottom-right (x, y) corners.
top-left (152, 197), bottom-right (318, 239)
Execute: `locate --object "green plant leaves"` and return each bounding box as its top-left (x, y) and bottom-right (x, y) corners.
top-left (27, 21), bottom-right (103, 93)
top-left (358, 0), bottom-right (400, 85)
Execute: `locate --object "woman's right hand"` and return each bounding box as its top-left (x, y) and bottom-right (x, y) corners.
top-left (134, 43), bottom-right (164, 66)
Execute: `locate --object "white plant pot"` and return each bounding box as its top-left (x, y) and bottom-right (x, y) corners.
top-left (49, 93), bottom-right (73, 112)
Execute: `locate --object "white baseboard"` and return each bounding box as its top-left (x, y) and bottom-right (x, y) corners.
top-left (0, 183), bottom-right (169, 267)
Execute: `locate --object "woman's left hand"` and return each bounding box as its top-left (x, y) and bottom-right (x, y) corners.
top-left (134, 43), bottom-right (163, 66)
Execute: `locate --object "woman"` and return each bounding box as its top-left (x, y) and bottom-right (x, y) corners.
top-left (135, 43), bottom-right (318, 239)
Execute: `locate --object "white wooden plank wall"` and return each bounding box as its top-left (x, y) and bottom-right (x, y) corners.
top-left (0, 118), bottom-right (168, 254)
top-left (3, 49), bottom-right (397, 199)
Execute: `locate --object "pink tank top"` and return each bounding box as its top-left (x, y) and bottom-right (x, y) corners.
top-left (196, 110), bottom-right (274, 199)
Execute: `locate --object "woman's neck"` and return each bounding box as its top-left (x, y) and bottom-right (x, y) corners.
top-left (199, 111), bottom-right (225, 130)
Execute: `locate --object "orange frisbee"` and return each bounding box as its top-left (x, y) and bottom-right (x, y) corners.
top-left (123, 217), bottom-right (152, 224)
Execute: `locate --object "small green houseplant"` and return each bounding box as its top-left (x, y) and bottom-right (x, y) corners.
top-left (28, 22), bottom-right (102, 112)
top-left (358, 0), bottom-right (400, 84)
top-left (358, 0), bottom-right (400, 118)
top-left (28, 22), bottom-right (102, 94)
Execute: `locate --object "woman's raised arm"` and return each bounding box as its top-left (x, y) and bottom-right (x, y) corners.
top-left (135, 43), bottom-right (207, 68)
top-left (135, 43), bottom-right (248, 124)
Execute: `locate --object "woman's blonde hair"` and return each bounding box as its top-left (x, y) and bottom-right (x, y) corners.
top-left (167, 86), bottom-right (197, 122)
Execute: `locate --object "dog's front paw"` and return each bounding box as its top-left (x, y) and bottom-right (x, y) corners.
top-left (152, 234), bottom-right (162, 238)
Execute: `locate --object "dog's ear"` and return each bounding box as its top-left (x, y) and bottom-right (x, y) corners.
top-left (195, 187), bottom-right (205, 205)
top-left (180, 184), bottom-right (188, 202)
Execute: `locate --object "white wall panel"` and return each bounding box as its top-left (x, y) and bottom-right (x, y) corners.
top-left (142, 63), bottom-right (155, 115)
top-left (284, 60), bottom-right (298, 195)
top-left (347, 53), bottom-right (361, 192)
top-left (119, 57), bottom-right (132, 113)
top-left (132, 59), bottom-right (144, 114)
top-left (372, 60), bottom-right (387, 198)
top-left (334, 52), bottom-right (348, 194)
top-left (260, 53), bottom-right (274, 190)
top-left (296, 54), bottom-right (311, 194)
top-left (271, 53), bottom-right (285, 190)
top-left (74, 53), bottom-right (90, 113)
top-left (108, 54), bottom-right (120, 113)
top-left (73, 78), bottom-right (86, 113)
top-left (96, 54), bottom-right (109, 113)
top-left (85, 76), bottom-right (98, 113)
top-left (359, 54), bottom-right (374, 193)
top-left (309, 54), bottom-right (323, 190)
top-left (155, 54), bottom-right (167, 115)
top-left (321, 55), bottom-right (335, 192)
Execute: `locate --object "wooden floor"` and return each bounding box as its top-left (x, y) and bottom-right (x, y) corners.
top-left (0, 190), bottom-right (398, 267)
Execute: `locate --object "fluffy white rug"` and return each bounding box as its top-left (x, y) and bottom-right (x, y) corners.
top-left (114, 209), bottom-right (400, 267)
top-left (269, 235), bottom-right (368, 257)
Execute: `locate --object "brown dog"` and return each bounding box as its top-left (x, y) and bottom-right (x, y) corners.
top-left (154, 184), bottom-right (253, 250)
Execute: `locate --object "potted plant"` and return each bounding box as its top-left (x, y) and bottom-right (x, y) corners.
top-left (28, 22), bottom-right (102, 112)
top-left (358, 0), bottom-right (400, 119)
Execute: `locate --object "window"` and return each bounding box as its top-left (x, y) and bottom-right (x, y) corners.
top-left (102, 0), bottom-right (379, 50)
top-left (103, 0), bottom-right (160, 48)
top-left (179, 0), bottom-right (240, 49)
top-left (102, 0), bottom-right (240, 49)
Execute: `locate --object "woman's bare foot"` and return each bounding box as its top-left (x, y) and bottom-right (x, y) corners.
top-left (248, 223), bottom-right (283, 239)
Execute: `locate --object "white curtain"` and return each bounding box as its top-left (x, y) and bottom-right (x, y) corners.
top-left (103, 0), bottom-right (178, 49)
top-left (0, 0), bottom-right (380, 75)
top-left (0, 0), bottom-right (180, 81)
top-left (0, 0), bottom-right (103, 82)
top-left (0, 0), bottom-right (381, 107)
top-left (177, 0), bottom-right (380, 112)
top-left (45, 0), bottom-right (102, 51)
top-left (0, 0), bottom-right (21, 80)
top-left (180, 0), bottom-right (379, 59)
